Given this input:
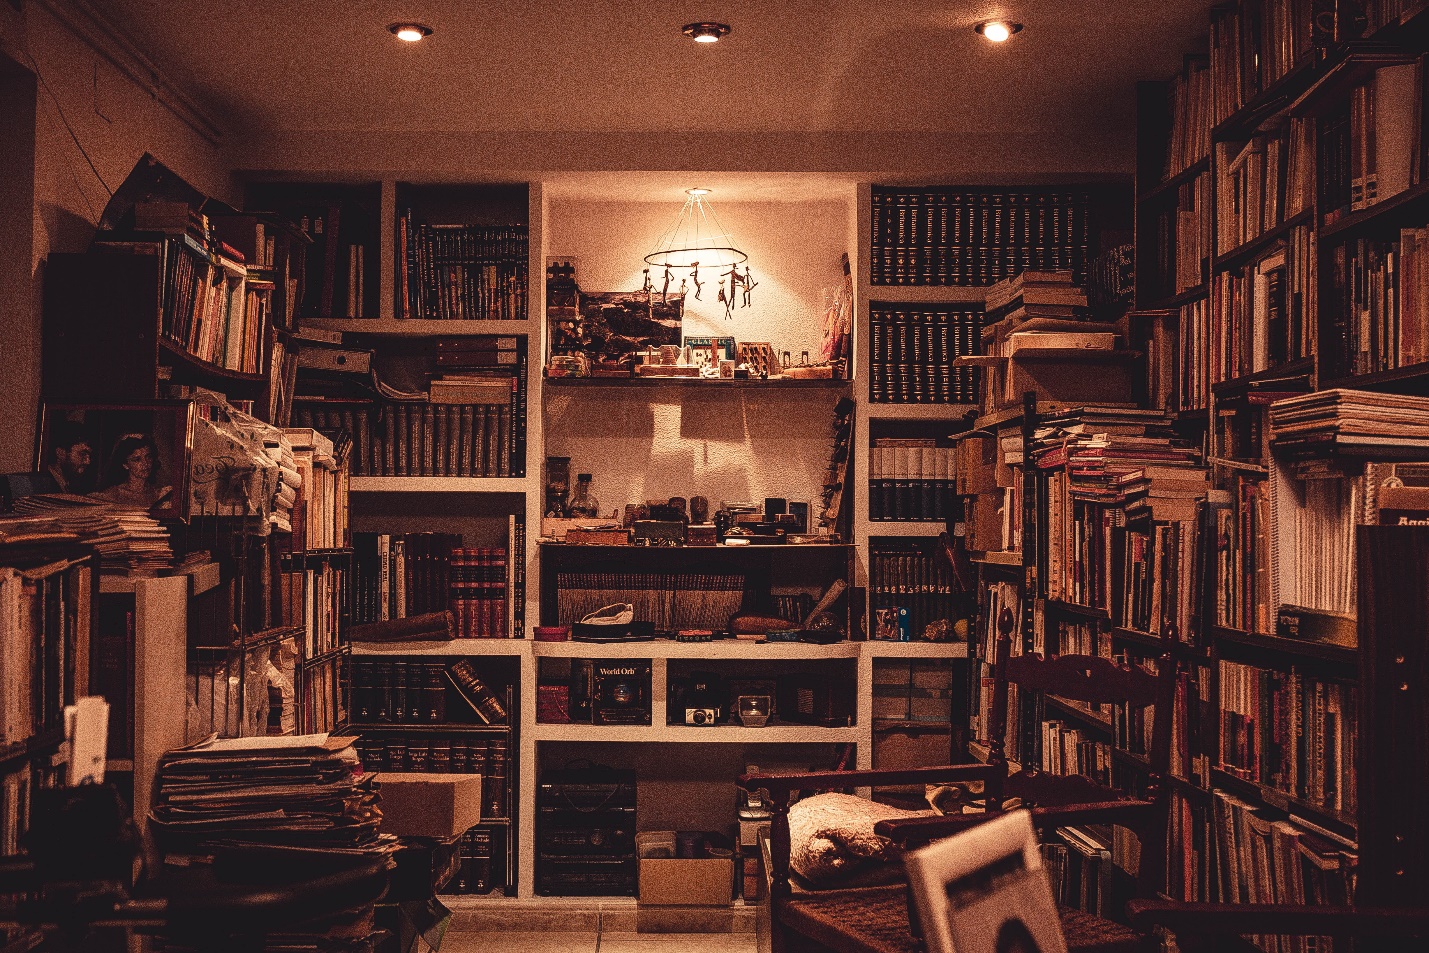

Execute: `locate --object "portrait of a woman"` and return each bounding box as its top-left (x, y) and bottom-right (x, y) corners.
top-left (93, 433), bottom-right (174, 510)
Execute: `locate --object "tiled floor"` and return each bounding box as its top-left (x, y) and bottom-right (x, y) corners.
top-left (441, 931), bottom-right (756, 953)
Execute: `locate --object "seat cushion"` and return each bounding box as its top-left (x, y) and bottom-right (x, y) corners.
top-left (779, 883), bottom-right (1148, 953)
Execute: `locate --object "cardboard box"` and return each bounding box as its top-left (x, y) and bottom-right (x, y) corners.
top-left (638, 856), bottom-right (735, 905)
top-left (376, 772), bottom-right (482, 838)
top-left (636, 831), bottom-right (734, 905)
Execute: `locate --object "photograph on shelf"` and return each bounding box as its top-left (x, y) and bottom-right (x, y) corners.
top-left (37, 400), bottom-right (195, 520)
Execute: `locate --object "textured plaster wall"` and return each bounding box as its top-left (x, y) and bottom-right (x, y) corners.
top-left (543, 198), bottom-right (851, 514)
top-left (0, 1), bottom-right (234, 472)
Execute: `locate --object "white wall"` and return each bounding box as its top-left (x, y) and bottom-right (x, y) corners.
top-left (0, 0), bottom-right (233, 472)
top-left (543, 198), bottom-right (851, 514)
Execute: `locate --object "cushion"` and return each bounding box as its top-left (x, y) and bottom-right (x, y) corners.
top-left (788, 793), bottom-right (933, 887)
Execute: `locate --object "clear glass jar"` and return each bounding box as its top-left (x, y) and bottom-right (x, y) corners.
top-left (569, 473), bottom-right (601, 519)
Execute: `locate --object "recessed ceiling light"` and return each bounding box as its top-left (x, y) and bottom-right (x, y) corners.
top-left (687, 187), bottom-right (712, 196)
top-left (682, 22), bottom-right (731, 44)
top-left (975, 20), bottom-right (1023, 43)
top-left (388, 23), bottom-right (433, 42)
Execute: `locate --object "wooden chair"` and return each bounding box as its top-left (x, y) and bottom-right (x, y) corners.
top-left (739, 608), bottom-right (1174, 953)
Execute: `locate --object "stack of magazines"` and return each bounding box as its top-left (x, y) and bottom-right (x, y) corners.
top-left (148, 733), bottom-right (383, 853)
top-left (4, 494), bottom-right (173, 572)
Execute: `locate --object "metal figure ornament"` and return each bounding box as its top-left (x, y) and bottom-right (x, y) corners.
top-left (689, 262), bottom-right (703, 300)
top-left (741, 265), bottom-right (758, 307)
top-left (661, 264), bottom-right (673, 304)
top-left (641, 268), bottom-right (653, 297)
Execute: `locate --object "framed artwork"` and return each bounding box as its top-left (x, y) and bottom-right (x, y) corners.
top-left (37, 401), bottom-right (195, 521)
top-left (683, 335), bottom-right (737, 367)
top-left (903, 809), bottom-right (1068, 953)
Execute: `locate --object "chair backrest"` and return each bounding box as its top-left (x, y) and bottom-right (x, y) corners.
top-left (982, 605), bottom-right (1177, 901)
top-left (904, 808), bottom-right (1070, 953)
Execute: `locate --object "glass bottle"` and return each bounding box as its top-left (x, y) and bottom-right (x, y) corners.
top-left (569, 473), bottom-right (601, 519)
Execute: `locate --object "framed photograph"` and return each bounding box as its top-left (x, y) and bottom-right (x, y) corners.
top-left (903, 809), bottom-right (1068, 953)
top-left (37, 401), bottom-right (195, 521)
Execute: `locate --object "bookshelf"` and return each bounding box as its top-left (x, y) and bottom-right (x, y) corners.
top-left (1081, 0), bottom-right (1429, 928)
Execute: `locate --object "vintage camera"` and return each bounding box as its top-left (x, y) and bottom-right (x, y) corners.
top-left (668, 670), bottom-right (727, 726)
top-left (684, 707), bottom-right (720, 726)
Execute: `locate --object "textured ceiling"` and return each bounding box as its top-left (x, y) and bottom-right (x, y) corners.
top-left (95, 0), bottom-right (1217, 139)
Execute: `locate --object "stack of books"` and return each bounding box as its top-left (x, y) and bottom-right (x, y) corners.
top-left (1268, 388), bottom-right (1429, 455)
top-left (147, 733), bottom-right (381, 852)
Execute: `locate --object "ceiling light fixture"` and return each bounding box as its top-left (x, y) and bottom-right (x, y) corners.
top-left (974, 20), bottom-right (1022, 43)
top-left (388, 23), bottom-right (433, 42)
top-left (644, 188), bottom-right (754, 318)
top-left (682, 22), bottom-right (732, 44)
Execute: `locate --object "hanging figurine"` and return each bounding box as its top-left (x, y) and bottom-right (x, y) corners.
top-left (641, 268), bottom-right (653, 297)
top-left (689, 262), bottom-right (703, 300)
top-left (720, 264), bottom-right (741, 319)
top-left (741, 265), bottom-right (758, 307)
top-left (661, 264), bottom-right (673, 304)
top-left (679, 278), bottom-right (688, 299)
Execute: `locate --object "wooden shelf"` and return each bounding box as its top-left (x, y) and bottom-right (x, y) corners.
top-left (1041, 599), bottom-right (1111, 622)
top-left (533, 639), bottom-right (861, 660)
top-left (532, 722), bottom-right (861, 744)
top-left (862, 641), bottom-right (969, 658)
top-left (1212, 626), bottom-right (1359, 668)
top-left (1044, 695), bottom-right (1113, 731)
top-left (350, 477), bottom-right (529, 493)
top-left (1320, 178), bottom-right (1429, 243)
top-left (1210, 357), bottom-right (1315, 400)
top-left (865, 521), bottom-right (947, 537)
top-left (1109, 626), bottom-right (1160, 650)
top-left (1137, 284), bottom-right (1208, 312)
top-left (1212, 209), bottom-right (1313, 274)
top-left (969, 549), bottom-right (1022, 567)
top-left (865, 286), bottom-right (986, 304)
top-left (865, 402), bottom-right (978, 421)
top-left (1209, 768), bottom-right (1358, 841)
top-left (1287, 47), bottom-right (1417, 118)
top-left (1137, 157), bottom-right (1211, 204)
top-left (1322, 359), bottom-right (1429, 393)
top-left (346, 721), bottom-right (511, 733)
top-left (544, 376), bottom-right (849, 389)
top-left (351, 639), bottom-right (530, 657)
top-left (1211, 56), bottom-right (1323, 142)
top-left (159, 338), bottom-right (266, 385)
top-left (538, 541), bottom-right (853, 553)
top-left (302, 318), bottom-right (531, 336)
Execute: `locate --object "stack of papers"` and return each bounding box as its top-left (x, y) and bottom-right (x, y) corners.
top-left (4, 495), bottom-right (173, 572)
top-left (148, 733), bottom-right (381, 852)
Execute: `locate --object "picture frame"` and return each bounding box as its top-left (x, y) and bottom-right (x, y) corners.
top-left (903, 809), bottom-right (1068, 953)
top-left (37, 400), bottom-right (196, 521)
top-left (683, 335), bottom-right (737, 368)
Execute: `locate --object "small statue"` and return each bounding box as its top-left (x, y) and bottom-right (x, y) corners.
top-left (641, 268), bottom-right (653, 296)
top-left (741, 266), bottom-right (758, 307)
top-left (661, 264), bottom-right (673, 303)
top-left (689, 262), bottom-right (703, 300)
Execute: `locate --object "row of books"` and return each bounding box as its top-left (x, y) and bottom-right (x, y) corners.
top-left (348, 657), bottom-right (510, 725)
top-left (1209, 788), bottom-right (1356, 953)
top-left (0, 557), bottom-right (87, 746)
top-left (278, 566), bottom-right (347, 658)
top-left (283, 203), bottom-right (374, 319)
top-left (1207, 1), bottom-right (1321, 128)
top-left (869, 188), bottom-right (1090, 286)
top-left (867, 440), bottom-right (957, 521)
top-left (1215, 475), bottom-right (1274, 636)
top-left (868, 305), bottom-right (983, 403)
top-left (354, 736), bottom-right (510, 818)
top-left (284, 427), bottom-right (349, 551)
top-left (1116, 518), bottom-right (1205, 644)
top-left (294, 401), bottom-right (520, 478)
top-left (100, 237), bottom-right (268, 375)
top-left (301, 653), bottom-right (345, 734)
top-left (1213, 123), bottom-right (1313, 257)
top-left (447, 826), bottom-right (507, 895)
top-left (1141, 300), bottom-right (1210, 413)
top-left (353, 531), bottom-right (520, 639)
top-left (1145, 172), bottom-right (1211, 300)
top-left (1213, 226), bottom-right (1316, 383)
top-left (1164, 58), bottom-right (1212, 179)
top-left (1319, 57), bottom-right (1428, 225)
top-left (1325, 228), bottom-right (1429, 379)
top-left (399, 216), bottom-right (530, 321)
top-left (1038, 721), bottom-right (1112, 786)
top-left (1219, 659), bottom-right (1359, 814)
top-left (869, 549), bottom-right (956, 642)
